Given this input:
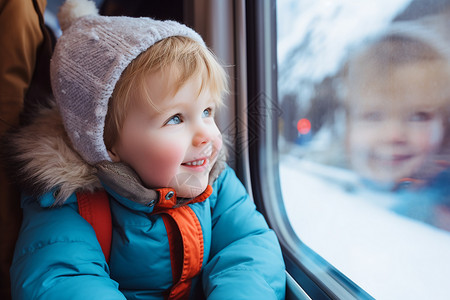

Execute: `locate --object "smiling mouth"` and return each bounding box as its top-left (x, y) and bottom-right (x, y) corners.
top-left (371, 154), bottom-right (413, 165)
top-left (182, 159), bottom-right (207, 167)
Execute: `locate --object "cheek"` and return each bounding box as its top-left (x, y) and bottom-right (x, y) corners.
top-left (118, 132), bottom-right (186, 188)
top-left (347, 127), bottom-right (373, 152)
top-left (410, 122), bottom-right (444, 154)
top-left (212, 132), bottom-right (223, 154)
top-left (138, 143), bottom-right (185, 187)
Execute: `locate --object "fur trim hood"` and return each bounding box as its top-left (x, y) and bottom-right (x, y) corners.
top-left (2, 104), bottom-right (101, 204)
top-left (2, 103), bottom-right (226, 206)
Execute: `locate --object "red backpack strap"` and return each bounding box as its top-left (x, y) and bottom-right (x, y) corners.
top-left (76, 189), bottom-right (112, 262)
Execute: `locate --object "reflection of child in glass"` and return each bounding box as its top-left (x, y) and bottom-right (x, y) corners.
top-left (6, 0), bottom-right (286, 298)
top-left (343, 23), bottom-right (450, 189)
top-left (342, 18), bottom-right (450, 230)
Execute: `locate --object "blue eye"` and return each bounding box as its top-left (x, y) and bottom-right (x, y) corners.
top-left (359, 111), bottom-right (383, 122)
top-left (409, 111), bottom-right (433, 122)
top-left (202, 108), bottom-right (212, 118)
top-left (166, 115), bottom-right (182, 125)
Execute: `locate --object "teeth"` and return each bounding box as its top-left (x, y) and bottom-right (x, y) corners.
top-left (185, 160), bottom-right (205, 166)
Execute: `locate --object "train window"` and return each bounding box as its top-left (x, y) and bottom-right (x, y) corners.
top-left (275, 0), bottom-right (450, 299)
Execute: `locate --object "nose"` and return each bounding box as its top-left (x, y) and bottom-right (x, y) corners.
top-left (383, 119), bottom-right (407, 144)
top-left (192, 122), bottom-right (214, 147)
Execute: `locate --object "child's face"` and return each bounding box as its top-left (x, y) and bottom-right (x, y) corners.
top-left (346, 61), bottom-right (447, 185)
top-left (109, 71), bottom-right (222, 198)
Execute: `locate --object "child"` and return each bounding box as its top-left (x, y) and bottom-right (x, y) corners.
top-left (4, 0), bottom-right (286, 299)
top-left (341, 17), bottom-right (450, 229)
top-left (343, 19), bottom-right (450, 189)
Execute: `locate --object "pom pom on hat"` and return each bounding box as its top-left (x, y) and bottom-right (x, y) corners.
top-left (58, 0), bottom-right (99, 31)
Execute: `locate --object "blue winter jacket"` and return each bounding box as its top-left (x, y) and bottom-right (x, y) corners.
top-left (7, 108), bottom-right (286, 300)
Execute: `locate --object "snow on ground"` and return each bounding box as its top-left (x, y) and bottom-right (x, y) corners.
top-left (280, 154), bottom-right (450, 300)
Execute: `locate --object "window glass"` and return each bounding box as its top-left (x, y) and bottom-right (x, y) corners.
top-left (277, 0), bottom-right (450, 298)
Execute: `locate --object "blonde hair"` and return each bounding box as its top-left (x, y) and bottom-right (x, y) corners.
top-left (339, 33), bottom-right (450, 110)
top-left (104, 36), bottom-right (228, 149)
top-left (345, 34), bottom-right (445, 85)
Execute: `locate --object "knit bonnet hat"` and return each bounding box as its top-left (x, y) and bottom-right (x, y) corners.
top-left (51, 0), bottom-right (205, 165)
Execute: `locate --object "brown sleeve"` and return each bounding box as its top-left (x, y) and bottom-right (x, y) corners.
top-left (0, 0), bottom-right (46, 132)
top-left (0, 1), bottom-right (47, 299)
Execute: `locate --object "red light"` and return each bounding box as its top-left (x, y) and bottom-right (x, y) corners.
top-left (297, 118), bottom-right (311, 134)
